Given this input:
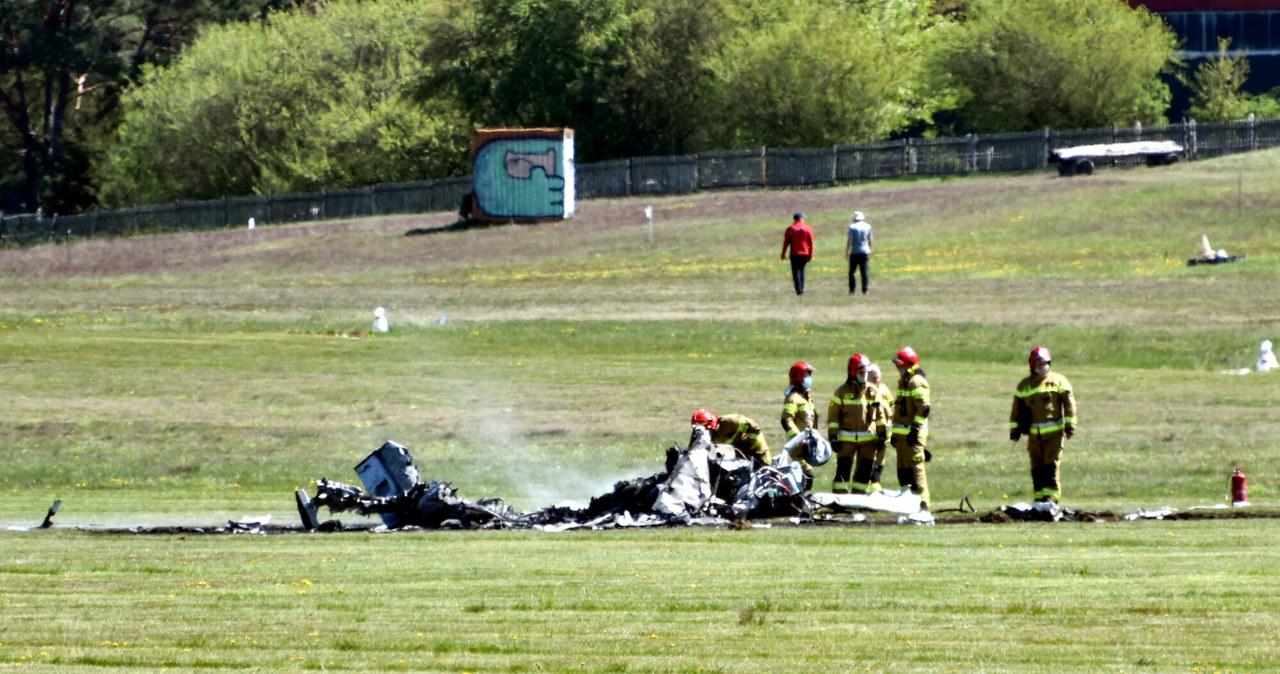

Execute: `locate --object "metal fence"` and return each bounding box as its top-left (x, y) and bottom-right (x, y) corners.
top-left (4, 118), bottom-right (1279, 247)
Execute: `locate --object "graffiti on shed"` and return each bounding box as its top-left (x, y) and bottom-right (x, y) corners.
top-left (470, 128), bottom-right (576, 221)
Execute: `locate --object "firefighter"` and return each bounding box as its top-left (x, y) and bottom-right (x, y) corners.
top-left (781, 361), bottom-right (817, 490)
top-left (691, 409), bottom-right (771, 468)
top-left (1009, 346), bottom-right (1077, 503)
top-left (827, 354), bottom-right (883, 493)
top-left (891, 347), bottom-right (931, 510)
top-left (865, 363), bottom-right (893, 493)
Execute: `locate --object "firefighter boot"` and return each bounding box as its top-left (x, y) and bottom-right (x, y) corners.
top-left (851, 458), bottom-right (878, 494)
top-left (1032, 465), bottom-right (1056, 502)
top-left (869, 462), bottom-right (884, 493)
top-left (897, 468), bottom-right (915, 494)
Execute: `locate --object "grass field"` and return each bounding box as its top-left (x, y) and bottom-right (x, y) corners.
top-left (3, 153), bottom-right (1280, 671)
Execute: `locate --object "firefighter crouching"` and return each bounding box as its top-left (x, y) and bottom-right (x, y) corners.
top-left (891, 347), bottom-right (931, 510)
top-left (692, 409), bottom-right (771, 468)
top-left (781, 361), bottom-right (817, 491)
top-left (1009, 346), bottom-right (1077, 503)
top-left (828, 354), bottom-right (885, 493)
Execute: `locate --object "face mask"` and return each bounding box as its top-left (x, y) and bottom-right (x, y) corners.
top-left (801, 376), bottom-right (812, 389)
top-left (855, 372), bottom-right (867, 384)
top-left (1034, 365), bottom-right (1050, 376)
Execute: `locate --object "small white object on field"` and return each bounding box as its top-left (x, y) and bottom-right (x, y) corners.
top-left (1257, 339), bottom-right (1278, 372)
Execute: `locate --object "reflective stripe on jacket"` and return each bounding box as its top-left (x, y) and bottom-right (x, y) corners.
top-left (781, 387), bottom-right (816, 439)
top-left (828, 379), bottom-right (877, 442)
top-left (1010, 371), bottom-right (1076, 435)
top-left (892, 366), bottom-right (930, 438)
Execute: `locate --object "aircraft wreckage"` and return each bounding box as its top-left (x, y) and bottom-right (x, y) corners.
top-left (294, 426), bottom-right (941, 532)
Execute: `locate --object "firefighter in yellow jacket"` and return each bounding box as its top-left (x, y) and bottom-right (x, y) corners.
top-left (866, 363), bottom-right (893, 493)
top-left (891, 347), bottom-right (931, 509)
top-left (1010, 346), bottom-right (1077, 503)
top-left (827, 354), bottom-right (885, 493)
top-left (781, 361), bottom-right (817, 490)
top-left (691, 409), bottom-right (771, 468)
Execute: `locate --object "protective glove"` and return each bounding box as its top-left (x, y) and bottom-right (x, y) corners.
top-left (1010, 430), bottom-right (1021, 442)
top-left (1064, 425), bottom-right (1075, 439)
top-left (906, 427), bottom-right (919, 445)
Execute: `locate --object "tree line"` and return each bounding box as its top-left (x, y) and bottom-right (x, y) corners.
top-left (0, 0), bottom-right (1270, 216)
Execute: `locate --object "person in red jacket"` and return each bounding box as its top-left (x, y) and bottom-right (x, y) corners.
top-left (780, 212), bottom-right (815, 295)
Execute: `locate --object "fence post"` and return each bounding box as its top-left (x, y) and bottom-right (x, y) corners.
top-left (1043, 127), bottom-right (1051, 167)
top-left (830, 145), bottom-right (838, 184)
top-left (761, 146), bottom-right (769, 187)
top-left (1249, 113), bottom-right (1257, 150)
top-left (967, 134), bottom-right (977, 173)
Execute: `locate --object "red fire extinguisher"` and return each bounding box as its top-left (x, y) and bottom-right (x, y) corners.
top-left (1229, 468), bottom-right (1249, 505)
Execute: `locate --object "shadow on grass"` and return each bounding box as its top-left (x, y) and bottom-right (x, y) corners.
top-left (405, 218), bottom-right (531, 236)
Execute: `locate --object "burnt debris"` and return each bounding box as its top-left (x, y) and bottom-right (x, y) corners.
top-left (297, 429), bottom-right (822, 532)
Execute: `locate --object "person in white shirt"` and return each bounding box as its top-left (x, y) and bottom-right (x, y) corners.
top-left (845, 211), bottom-right (874, 295)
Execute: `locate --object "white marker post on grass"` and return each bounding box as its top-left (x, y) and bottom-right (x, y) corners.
top-left (644, 205), bottom-right (654, 244)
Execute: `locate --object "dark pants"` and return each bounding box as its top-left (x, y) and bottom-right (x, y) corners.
top-left (849, 254), bottom-right (869, 293)
top-left (789, 255), bottom-right (810, 295)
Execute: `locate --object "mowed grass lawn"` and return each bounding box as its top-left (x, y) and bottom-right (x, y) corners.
top-left (3, 151), bottom-right (1280, 671)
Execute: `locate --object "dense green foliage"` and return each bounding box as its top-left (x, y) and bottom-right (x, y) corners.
top-left (705, 0), bottom-right (954, 148)
top-left (936, 0), bottom-right (1177, 133)
top-left (0, 0), bottom-right (317, 214)
top-left (99, 0), bottom-right (468, 207)
top-left (6, 0), bottom-right (1192, 211)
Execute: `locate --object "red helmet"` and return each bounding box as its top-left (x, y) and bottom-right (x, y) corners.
top-left (1029, 346), bottom-right (1052, 366)
top-left (691, 409), bottom-right (719, 430)
top-left (789, 361), bottom-right (814, 386)
top-left (893, 347), bottom-right (919, 368)
top-left (847, 353), bottom-right (870, 376)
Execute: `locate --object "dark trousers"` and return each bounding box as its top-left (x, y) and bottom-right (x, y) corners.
top-left (789, 255), bottom-right (810, 295)
top-left (848, 254), bottom-right (870, 293)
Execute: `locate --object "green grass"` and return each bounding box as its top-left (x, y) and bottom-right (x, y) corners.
top-left (4, 523), bottom-right (1279, 672)
top-left (3, 153), bottom-right (1280, 671)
